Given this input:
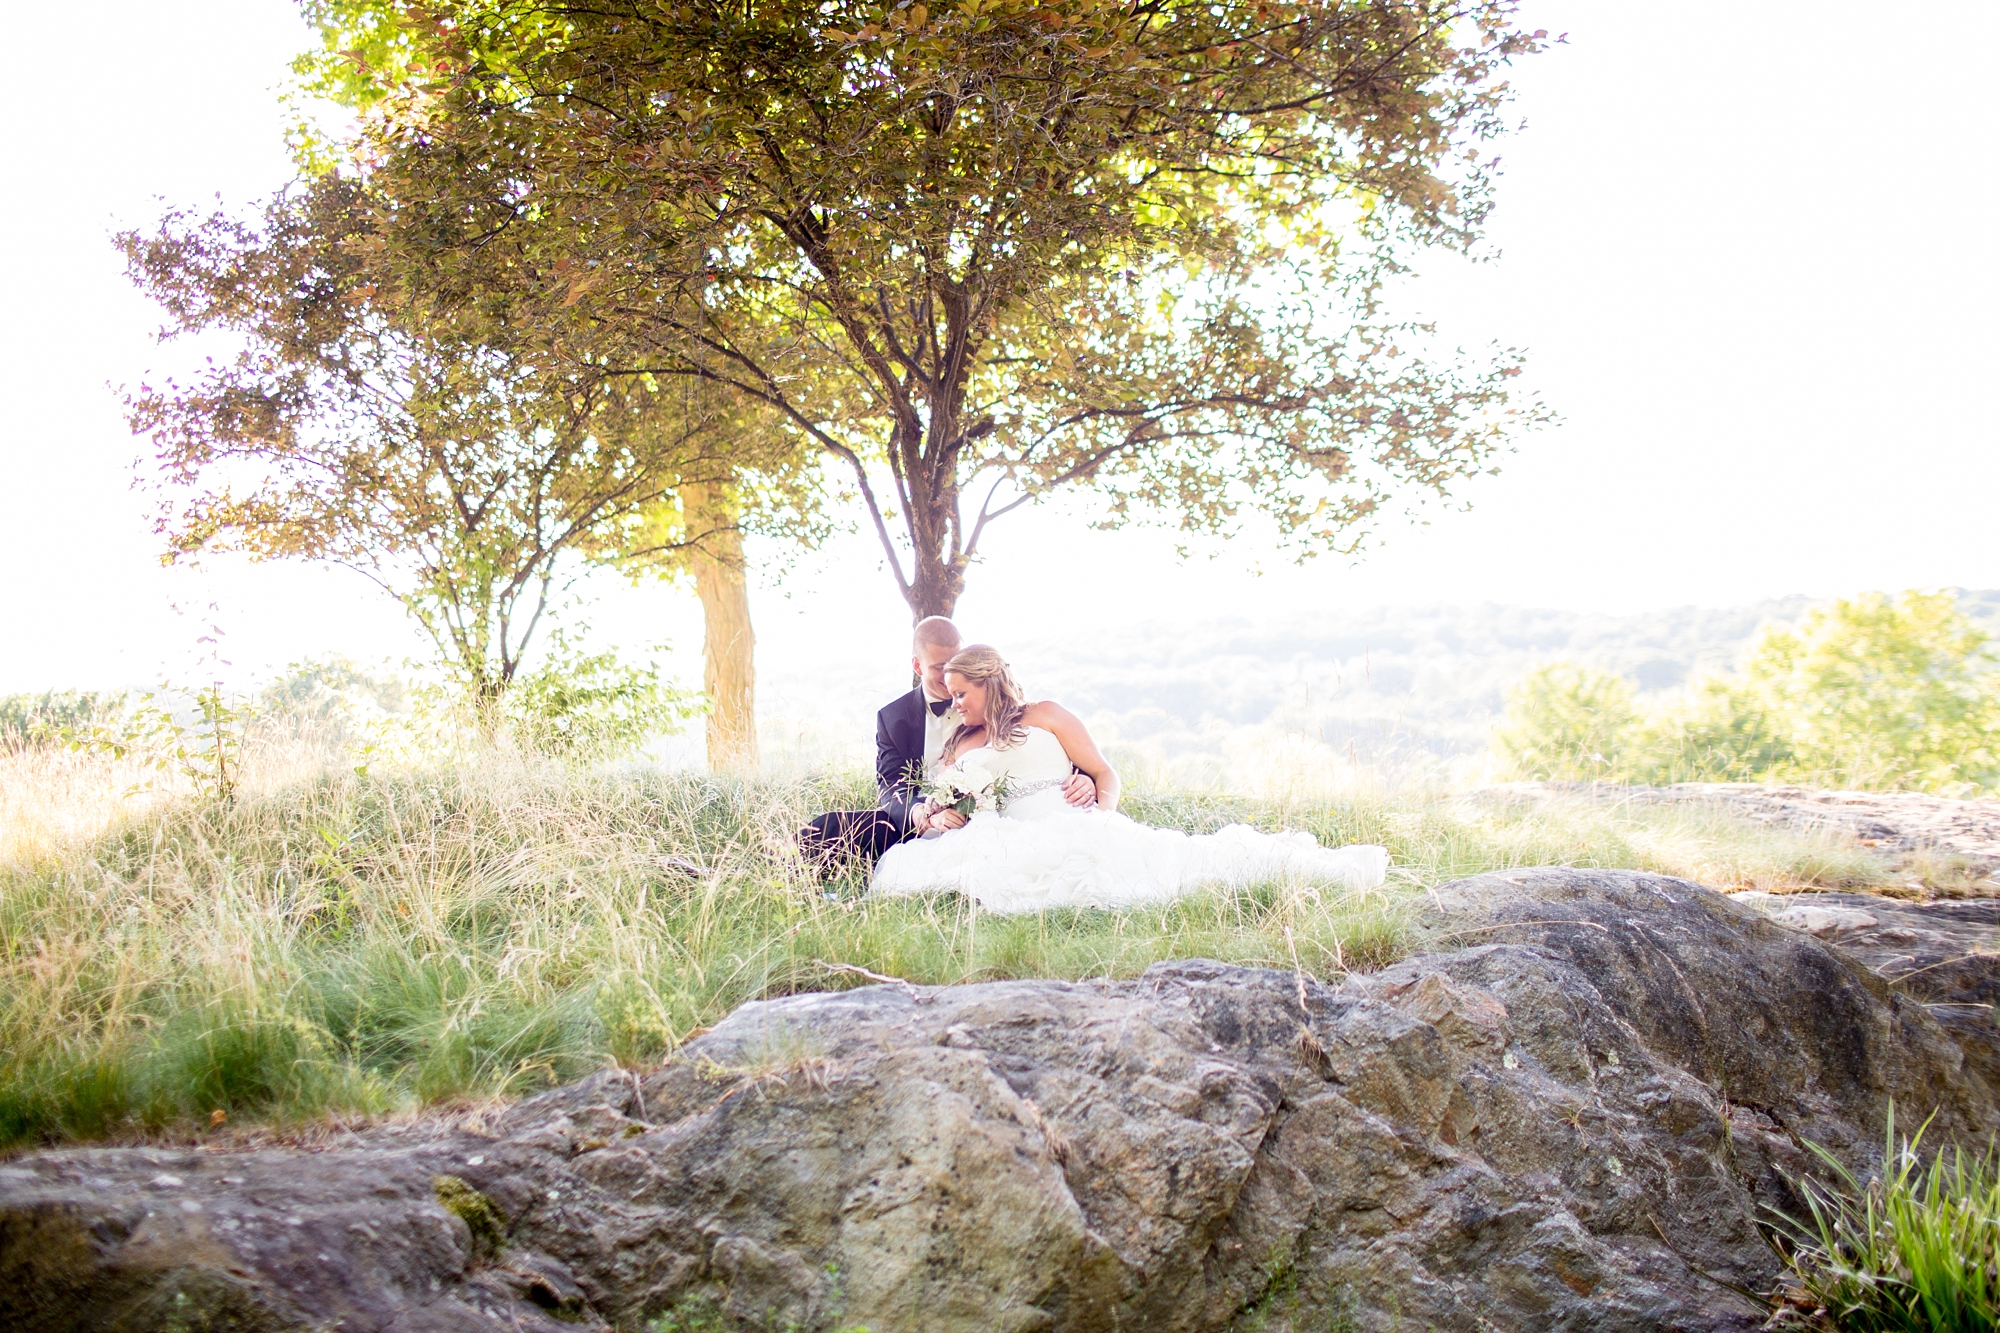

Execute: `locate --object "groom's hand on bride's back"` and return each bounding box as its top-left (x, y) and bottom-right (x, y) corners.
top-left (1062, 773), bottom-right (1097, 808)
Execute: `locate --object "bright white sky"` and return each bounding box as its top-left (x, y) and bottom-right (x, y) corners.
top-left (3, 0), bottom-right (1997, 705)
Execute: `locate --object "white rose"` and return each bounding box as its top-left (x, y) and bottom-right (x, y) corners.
top-left (953, 749), bottom-right (998, 793)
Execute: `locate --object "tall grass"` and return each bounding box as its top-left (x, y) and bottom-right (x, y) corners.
top-left (1778, 1111), bottom-right (2000, 1332)
top-left (0, 740), bottom-right (1895, 1150)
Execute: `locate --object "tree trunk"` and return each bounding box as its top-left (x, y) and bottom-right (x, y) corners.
top-left (904, 490), bottom-right (967, 622)
top-left (906, 573), bottom-right (962, 623)
top-left (680, 480), bottom-right (759, 773)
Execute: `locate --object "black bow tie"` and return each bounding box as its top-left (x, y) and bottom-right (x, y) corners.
top-left (929, 698), bottom-right (951, 716)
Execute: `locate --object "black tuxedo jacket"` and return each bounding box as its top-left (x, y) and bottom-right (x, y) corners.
top-left (875, 688), bottom-right (936, 833)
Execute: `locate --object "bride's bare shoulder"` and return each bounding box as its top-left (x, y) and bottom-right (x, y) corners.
top-left (1021, 700), bottom-right (1078, 729)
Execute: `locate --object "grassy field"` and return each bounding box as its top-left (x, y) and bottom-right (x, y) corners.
top-left (0, 738), bottom-right (1899, 1152)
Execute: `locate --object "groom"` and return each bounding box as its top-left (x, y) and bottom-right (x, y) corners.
top-left (798, 615), bottom-right (1094, 871)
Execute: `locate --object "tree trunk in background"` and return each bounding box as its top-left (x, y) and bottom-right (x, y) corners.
top-left (681, 481), bottom-right (758, 773)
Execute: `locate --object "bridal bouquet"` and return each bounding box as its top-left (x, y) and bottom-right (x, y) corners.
top-left (924, 749), bottom-right (1009, 818)
top-left (923, 777), bottom-right (979, 820)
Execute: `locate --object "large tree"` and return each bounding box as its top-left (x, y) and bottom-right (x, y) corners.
top-left (297, 0), bottom-right (1552, 621)
top-left (122, 177), bottom-right (810, 717)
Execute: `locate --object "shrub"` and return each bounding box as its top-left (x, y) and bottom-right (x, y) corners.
top-left (503, 637), bottom-right (699, 760)
top-left (1492, 664), bottom-right (1637, 781)
top-left (1751, 591), bottom-right (2000, 792)
top-left (0, 690), bottom-right (129, 749)
top-left (1625, 677), bottom-right (1795, 784)
top-left (257, 659), bottom-right (405, 741)
top-left (1495, 590), bottom-right (2000, 793)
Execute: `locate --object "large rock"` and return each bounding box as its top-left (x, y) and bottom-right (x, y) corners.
top-left (1415, 869), bottom-right (1998, 1155)
top-left (1728, 889), bottom-right (2000, 1096)
top-left (3, 870), bottom-right (1995, 1333)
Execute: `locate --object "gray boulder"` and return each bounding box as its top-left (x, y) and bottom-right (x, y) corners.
top-left (1727, 889), bottom-right (2000, 1096)
top-left (3, 869), bottom-right (1994, 1333)
top-left (1414, 869), bottom-right (1997, 1155)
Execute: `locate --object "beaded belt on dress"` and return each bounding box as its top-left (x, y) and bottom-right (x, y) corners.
top-left (1000, 778), bottom-right (1063, 807)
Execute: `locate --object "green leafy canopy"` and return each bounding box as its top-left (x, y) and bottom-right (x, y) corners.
top-left (1497, 591), bottom-right (2000, 795)
top-left (120, 178), bottom-right (819, 705)
top-left (296, 0), bottom-right (1555, 617)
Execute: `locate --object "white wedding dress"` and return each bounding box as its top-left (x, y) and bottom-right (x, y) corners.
top-left (869, 727), bottom-right (1390, 913)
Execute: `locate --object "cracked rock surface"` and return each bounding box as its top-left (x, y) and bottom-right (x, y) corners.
top-left (1730, 889), bottom-right (2000, 1093)
top-left (4, 869), bottom-right (1996, 1332)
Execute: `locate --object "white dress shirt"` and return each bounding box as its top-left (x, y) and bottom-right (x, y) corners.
top-left (922, 692), bottom-right (960, 779)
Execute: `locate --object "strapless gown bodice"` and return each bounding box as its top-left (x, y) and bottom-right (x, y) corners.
top-left (926, 726), bottom-right (1076, 814)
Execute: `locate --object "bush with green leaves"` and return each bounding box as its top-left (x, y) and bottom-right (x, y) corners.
top-left (503, 637), bottom-right (699, 761)
top-left (0, 690), bottom-right (129, 750)
top-left (257, 659), bottom-right (404, 736)
top-left (1492, 664), bottom-right (1640, 782)
top-left (1748, 591), bottom-right (2000, 791)
top-left (1628, 676), bottom-right (1796, 784)
top-left (53, 684), bottom-right (253, 803)
top-left (1496, 591), bottom-right (2000, 793)
top-left (369, 638), bottom-right (696, 762)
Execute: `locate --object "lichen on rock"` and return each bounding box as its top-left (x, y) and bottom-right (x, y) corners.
top-left (433, 1173), bottom-right (508, 1257)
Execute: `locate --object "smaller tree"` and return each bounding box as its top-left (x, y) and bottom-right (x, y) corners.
top-left (121, 178), bottom-right (748, 717)
top-left (1748, 590), bottom-right (2000, 791)
top-left (1626, 678), bottom-right (1793, 784)
top-left (1494, 591), bottom-right (2000, 793)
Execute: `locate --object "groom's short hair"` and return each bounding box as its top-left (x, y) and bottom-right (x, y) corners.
top-left (913, 616), bottom-right (961, 652)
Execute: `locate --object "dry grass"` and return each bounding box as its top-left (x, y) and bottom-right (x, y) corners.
top-left (0, 736), bottom-right (1897, 1151)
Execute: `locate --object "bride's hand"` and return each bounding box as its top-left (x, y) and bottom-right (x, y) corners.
top-left (930, 807), bottom-right (968, 831)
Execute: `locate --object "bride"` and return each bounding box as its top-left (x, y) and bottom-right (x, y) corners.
top-left (868, 645), bottom-right (1389, 913)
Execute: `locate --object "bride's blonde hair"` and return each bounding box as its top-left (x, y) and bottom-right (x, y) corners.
top-left (942, 644), bottom-right (1030, 756)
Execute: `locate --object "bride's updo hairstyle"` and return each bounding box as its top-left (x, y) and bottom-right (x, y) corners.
top-left (942, 644), bottom-right (1030, 754)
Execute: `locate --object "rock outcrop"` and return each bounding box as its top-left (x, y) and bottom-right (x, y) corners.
top-left (1731, 889), bottom-right (2000, 1094)
top-left (4, 870), bottom-right (1997, 1333)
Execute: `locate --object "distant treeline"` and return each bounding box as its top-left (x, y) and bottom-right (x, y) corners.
top-left (1496, 591), bottom-right (2000, 794)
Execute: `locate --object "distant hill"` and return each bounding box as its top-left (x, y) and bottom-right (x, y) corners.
top-left (754, 590), bottom-right (2000, 783)
top-left (994, 589), bottom-right (2000, 782)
